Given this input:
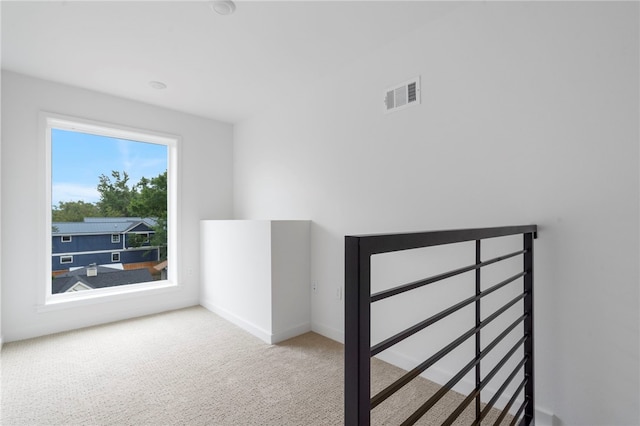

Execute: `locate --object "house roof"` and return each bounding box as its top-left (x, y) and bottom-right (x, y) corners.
top-left (83, 217), bottom-right (156, 224)
top-left (52, 217), bottom-right (157, 235)
top-left (52, 266), bottom-right (154, 294)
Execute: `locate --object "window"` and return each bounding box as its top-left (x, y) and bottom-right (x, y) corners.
top-left (44, 112), bottom-right (178, 304)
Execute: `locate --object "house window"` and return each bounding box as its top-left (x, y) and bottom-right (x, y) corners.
top-left (44, 113), bottom-right (178, 303)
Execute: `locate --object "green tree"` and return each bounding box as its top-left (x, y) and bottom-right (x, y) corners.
top-left (129, 171), bottom-right (168, 260)
top-left (52, 200), bottom-right (101, 222)
top-left (129, 171), bottom-right (167, 219)
top-left (151, 216), bottom-right (168, 261)
top-left (96, 171), bottom-right (136, 217)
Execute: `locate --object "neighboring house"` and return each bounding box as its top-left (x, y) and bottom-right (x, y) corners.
top-left (53, 264), bottom-right (154, 294)
top-left (52, 217), bottom-right (160, 273)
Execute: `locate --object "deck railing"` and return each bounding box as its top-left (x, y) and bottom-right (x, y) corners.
top-left (345, 225), bottom-right (537, 425)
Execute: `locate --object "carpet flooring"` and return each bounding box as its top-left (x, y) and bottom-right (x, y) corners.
top-left (1, 306), bottom-right (512, 425)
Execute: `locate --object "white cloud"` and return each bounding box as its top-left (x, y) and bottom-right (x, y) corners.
top-left (52, 183), bottom-right (100, 206)
top-left (115, 138), bottom-right (166, 184)
top-left (117, 138), bottom-right (133, 172)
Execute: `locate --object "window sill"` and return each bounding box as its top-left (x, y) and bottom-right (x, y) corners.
top-left (37, 280), bottom-right (180, 313)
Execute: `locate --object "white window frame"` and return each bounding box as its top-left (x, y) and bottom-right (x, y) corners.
top-left (60, 255), bottom-right (73, 264)
top-left (61, 235), bottom-right (72, 243)
top-left (111, 234), bottom-right (120, 243)
top-left (41, 112), bottom-right (180, 309)
top-left (111, 252), bottom-right (120, 262)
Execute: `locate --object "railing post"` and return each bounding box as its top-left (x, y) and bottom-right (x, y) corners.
top-left (475, 240), bottom-right (482, 421)
top-left (345, 237), bottom-right (371, 426)
top-left (523, 232), bottom-right (535, 425)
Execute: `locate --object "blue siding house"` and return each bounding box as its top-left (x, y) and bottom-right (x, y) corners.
top-left (52, 217), bottom-right (160, 272)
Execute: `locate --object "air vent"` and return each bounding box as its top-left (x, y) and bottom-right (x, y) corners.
top-left (384, 76), bottom-right (421, 114)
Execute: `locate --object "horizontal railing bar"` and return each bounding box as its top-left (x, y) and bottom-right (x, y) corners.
top-left (371, 272), bottom-right (526, 356)
top-left (400, 357), bottom-right (478, 426)
top-left (398, 303), bottom-right (528, 426)
top-left (474, 356), bottom-right (527, 426)
top-left (371, 250), bottom-right (526, 302)
top-left (494, 377), bottom-right (528, 426)
top-left (371, 313), bottom-right (526, 409)
top-left (442, 337), bottom-right (527, 426)
top-left (510, 399), bottom-right (528, 426)
top-left (348, 225), bottom-right (538, 255)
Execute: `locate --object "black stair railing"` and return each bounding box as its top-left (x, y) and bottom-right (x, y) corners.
top-left (345, 225), bottom-right (537, 426)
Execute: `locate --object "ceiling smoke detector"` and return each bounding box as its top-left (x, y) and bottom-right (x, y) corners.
top-left (149, 81), bottom-right (167, 90)
top-left (210, 0), bottom-right (236, 15)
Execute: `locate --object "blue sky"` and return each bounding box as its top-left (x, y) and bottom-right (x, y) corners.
top-left (51, 129), bottom-right (167, 206)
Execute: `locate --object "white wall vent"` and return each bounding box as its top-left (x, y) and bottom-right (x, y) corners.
top-left (384, 76), bottom-right (421, 114)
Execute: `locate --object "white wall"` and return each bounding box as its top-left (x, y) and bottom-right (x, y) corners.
top-left (270, 220), bottom-right (311, 339)
top-left (0, 35), bottom-right (3, 347)
top-left (201, 220), bottom-right (274, 340)
top-left (234, 3), bottom-right (639, 425)
top-left (1, 71), bottom-right (233, 342)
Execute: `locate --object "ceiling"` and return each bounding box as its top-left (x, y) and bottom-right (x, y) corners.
top-left (1, 1), bottom-right (460, 124)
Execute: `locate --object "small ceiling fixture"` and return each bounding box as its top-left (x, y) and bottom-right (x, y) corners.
top-left (210, 0), bottom-right (236, 15)
top-left (149, 81), bottom-right (167, 90)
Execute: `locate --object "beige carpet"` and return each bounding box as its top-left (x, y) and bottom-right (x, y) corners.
top-left (1, 306), bottom-right (512, 425)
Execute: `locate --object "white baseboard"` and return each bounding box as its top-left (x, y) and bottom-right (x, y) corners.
top-left (271, 321), bottom-right (312, 344)
top-left (535, 406), bottom-right (555, 426)
top-left (199, 300), bottom-right (310, 344)
top-left (311, 322), bottom-right (344, 343)
top-left (200, 299), bottom-right (273, 344)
